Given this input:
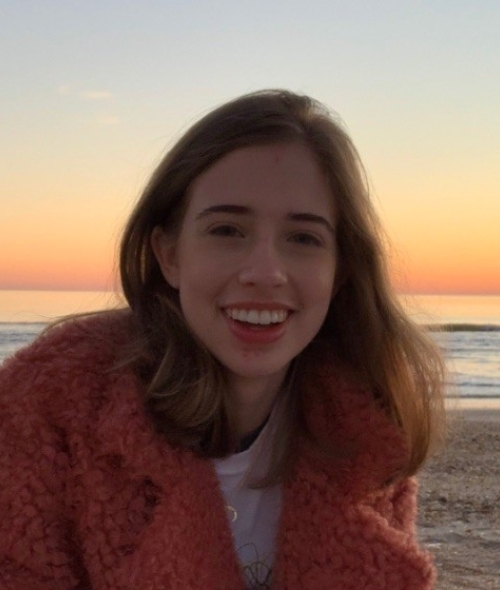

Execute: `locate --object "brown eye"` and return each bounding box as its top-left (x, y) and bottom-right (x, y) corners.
top-left (290, 232), bottom-right (322, 247)
top-left (208, 224), bottom-right (243, 237)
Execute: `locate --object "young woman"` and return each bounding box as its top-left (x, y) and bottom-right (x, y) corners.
top-left (0, 90), bottom-right (446, 589)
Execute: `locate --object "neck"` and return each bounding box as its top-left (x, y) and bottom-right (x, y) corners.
top-left (229, 368), bottom-right (288, 437)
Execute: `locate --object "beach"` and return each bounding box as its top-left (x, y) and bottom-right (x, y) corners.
top-left (418, 409), bottom-right (500, 589)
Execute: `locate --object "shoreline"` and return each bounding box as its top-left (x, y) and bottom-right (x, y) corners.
top-left (455, 408), bottom-right (500, 422)
top-left (449, 405), bottom-right (500, 422)
top-left (418, 417), bottom-right (500, 589)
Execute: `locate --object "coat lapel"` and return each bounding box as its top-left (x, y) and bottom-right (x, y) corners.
top-left (125, 451), bottom-right (245, 590)
top-left (272, 363), bottom-right (432, 590)
top-left (74, 368), bottom-right (246, 590)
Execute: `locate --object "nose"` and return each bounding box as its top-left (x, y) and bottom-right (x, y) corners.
top-left (238, 238), bottom-right (287, 288)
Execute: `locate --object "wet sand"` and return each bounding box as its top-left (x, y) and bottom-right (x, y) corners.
top-left (418, 409), bottom-right (500, 589)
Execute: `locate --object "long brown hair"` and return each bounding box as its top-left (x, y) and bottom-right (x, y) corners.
top-left (119, 89), bottom-right (446, 478)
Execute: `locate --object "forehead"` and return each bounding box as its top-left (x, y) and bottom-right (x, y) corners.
top-left (187, 142), bottom-right (335, 218)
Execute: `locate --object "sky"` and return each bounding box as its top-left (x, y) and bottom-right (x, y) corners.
top-left (1, 0), bottom-right (499, 295)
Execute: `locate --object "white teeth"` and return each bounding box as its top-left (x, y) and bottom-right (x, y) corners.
top-left (260, 311), bottom-right (271, 325)
top-left (247, 310), bottom-right (259, 324)
top-left (225, 308), bottom-right (288, 325)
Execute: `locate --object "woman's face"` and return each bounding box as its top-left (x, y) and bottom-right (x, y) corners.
top-left (153, 142), bottom-right (337, 390)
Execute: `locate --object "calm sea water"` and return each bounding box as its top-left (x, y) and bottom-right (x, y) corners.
top-left (0, 291), bottom-right (499, 406)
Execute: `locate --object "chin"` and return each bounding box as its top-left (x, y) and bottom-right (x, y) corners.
top-left (221, 357), bottom-right (292, 383)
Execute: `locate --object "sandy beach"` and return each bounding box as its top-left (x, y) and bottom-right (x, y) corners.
top-left (418, 408), bottom-right (500, 589)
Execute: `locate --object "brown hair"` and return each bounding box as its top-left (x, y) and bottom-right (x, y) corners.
top-left (119, 89), bottom-right (446, 479)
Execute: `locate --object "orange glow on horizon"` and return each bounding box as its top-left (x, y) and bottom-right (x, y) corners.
top-left (1, 251), bottom-right (499, 295)
top-left (393, 255), bottom-right (500, 295)
top-left (392, 254), bottom-right (499, 295)
top-left (0, 257), bottom-right (117, 292)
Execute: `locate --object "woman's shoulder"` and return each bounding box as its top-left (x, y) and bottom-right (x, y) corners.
top-left (298, 349), bottom-right (409, 493)
top-left (0, 308), bottom-right (138, 418)
top-left (4, 308), bottom-right (133, 368)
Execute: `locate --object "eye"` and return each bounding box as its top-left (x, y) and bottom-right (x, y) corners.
top-left (289, 232), bottom-right (323, 247)
top-left (207, 224), bottom-right (243, 238)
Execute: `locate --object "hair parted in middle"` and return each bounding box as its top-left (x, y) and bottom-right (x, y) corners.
top-left (119, 89), bottom-right (445, 481)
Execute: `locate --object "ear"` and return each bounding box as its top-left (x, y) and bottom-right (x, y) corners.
top-left (151, 226), bottom-right (180, 289)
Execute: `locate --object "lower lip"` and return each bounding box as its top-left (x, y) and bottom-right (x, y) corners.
top-left (224, 314), bottom-right (288, 345)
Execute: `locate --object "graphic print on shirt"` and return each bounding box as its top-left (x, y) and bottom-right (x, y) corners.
top-left (239, 542), bottom-right (272, 590)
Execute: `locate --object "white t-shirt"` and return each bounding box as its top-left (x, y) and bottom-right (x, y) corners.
top-left (214, 416), bottom-right (282, 589)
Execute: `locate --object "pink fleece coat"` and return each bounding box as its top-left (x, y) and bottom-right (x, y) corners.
top-left (0, 312), bottom-right (435, 589)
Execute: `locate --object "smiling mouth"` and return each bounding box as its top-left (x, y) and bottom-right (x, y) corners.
top-left (224, 308), bottom-right (290, 326)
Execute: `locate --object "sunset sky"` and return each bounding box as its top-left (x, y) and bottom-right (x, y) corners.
top-left (1, 1), bottom-right (499, 295)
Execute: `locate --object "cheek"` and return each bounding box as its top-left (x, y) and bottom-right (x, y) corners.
top-left (176, 254), bottom-right (222, 315)
top-left (307, 260), bottom-right (336, 301)
top-left (177, 243), bottom-right (209, 282)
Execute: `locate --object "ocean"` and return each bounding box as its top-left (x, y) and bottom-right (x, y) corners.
top-left (0, 291), bottom-right (499, 408)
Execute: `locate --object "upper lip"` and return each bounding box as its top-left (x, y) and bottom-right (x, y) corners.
top-left (221, 301), bottom-right (294, 311)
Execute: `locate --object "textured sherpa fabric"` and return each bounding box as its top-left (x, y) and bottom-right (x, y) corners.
top-left (0, 311), bottom-right (436, 589)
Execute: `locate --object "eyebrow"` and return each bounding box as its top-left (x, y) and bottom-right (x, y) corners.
top-left (195, 204), bottom-right (250, 219)
top-left (195, 204), bottom-right (335, 234)
top-left (286, 212), bottom-right (335, 235)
